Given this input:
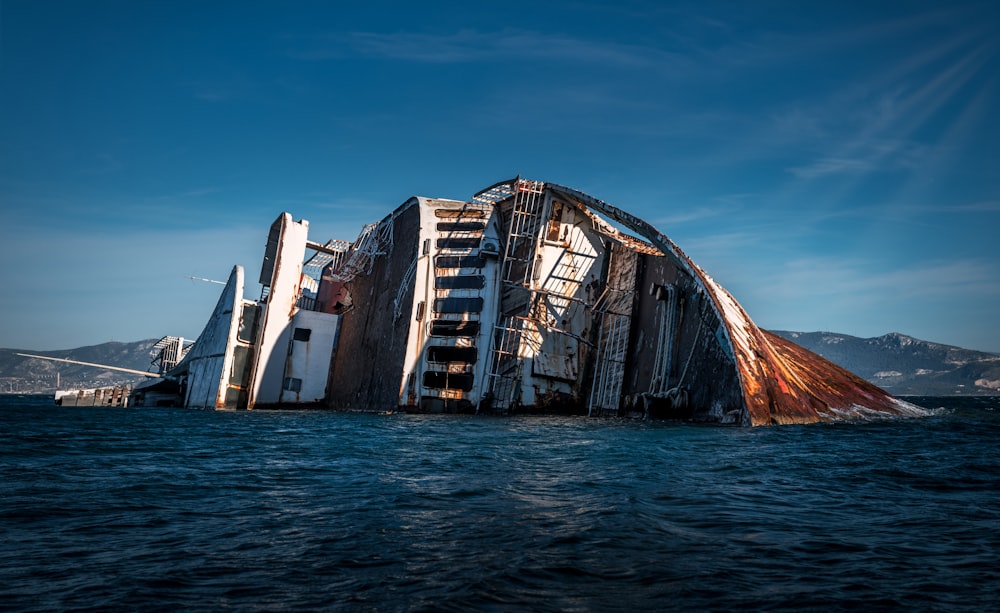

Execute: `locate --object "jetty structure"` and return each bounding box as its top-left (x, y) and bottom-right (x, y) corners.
top-left (124, 177), bottom-right (924, 425)
top-left (17, 336), bottom-right (189, 407)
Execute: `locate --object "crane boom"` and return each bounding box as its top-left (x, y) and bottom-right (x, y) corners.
top-left (15, 353), bottom-right (163, 378)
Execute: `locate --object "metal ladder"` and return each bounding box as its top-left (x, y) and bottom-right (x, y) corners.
top-left (483, 179), bottom-right (547, 413)
top-left (500, 179), bottom-right (546, 288)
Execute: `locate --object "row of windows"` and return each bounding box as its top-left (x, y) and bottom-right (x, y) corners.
top-left (424, 208), bottom-right (486, 392)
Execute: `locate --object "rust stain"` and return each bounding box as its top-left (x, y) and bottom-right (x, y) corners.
top-left (547, 182), bottom-right (921, 426)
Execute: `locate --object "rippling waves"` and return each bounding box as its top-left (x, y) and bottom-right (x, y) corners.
top-left (2, 395), bottom-right (998, 611)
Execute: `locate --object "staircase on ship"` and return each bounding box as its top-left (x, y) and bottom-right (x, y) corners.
top-left (481, 178), bottom-right (637, 416)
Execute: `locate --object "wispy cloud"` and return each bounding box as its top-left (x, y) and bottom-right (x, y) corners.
top-left (778, 28), bottom-right (995, 184)
top-left (181, 76), bottom-right (258, 103)
top-left (79, 153), bottom-right (125, 176)
top-left (883, 199), bottom-right (1000, 217)
top-left (787, 157), bottom-right (878, 179)
top-left (786, 141), bottom-right (927, 179)
top-left (951, 200), bottom-right (1000, 213)
top-left (649, 192), bottom-right (753, 227)
top-left (287, 28), bottom-right (687, 70)
top-left (172, 187), bottom-right (226, 198)
top-left (651, 205), bottom-right (735, 226)
top-left (766, 257), bottom-right (1000, 301)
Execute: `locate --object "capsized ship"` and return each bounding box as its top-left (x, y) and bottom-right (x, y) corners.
top-left (133, 177), bottom-right (927, 426)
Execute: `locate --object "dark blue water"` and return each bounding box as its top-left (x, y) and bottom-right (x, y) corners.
top-left (2, 395), bottom-right (998, 611)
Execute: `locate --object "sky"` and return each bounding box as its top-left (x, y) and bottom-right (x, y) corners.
top-left (1, 0), bottom-right (998, 353)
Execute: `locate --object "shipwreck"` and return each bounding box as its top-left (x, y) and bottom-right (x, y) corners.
top-left (127, 177), bottom-right (925, 425)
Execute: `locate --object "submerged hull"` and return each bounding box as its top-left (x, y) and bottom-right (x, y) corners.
top-left (151, 177), bottom-right (926, 425)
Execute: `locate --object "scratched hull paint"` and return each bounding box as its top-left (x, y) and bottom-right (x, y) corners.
top-left (134, 178), bottom-right (927, 425)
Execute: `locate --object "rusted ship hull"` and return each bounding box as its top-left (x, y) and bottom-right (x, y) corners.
top-left (143, 177), bottom-right (926, 425)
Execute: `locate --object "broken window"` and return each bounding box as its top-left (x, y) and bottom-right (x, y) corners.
top-left (546, 201), bottom-right (564, 241)
top-left (238, 304), bottom-right (260, 343)
top-left (435, 209), bottom-right (485, 219)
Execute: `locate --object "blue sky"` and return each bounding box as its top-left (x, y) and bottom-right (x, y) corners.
top-left (2, 0), bottom-right (998, 352)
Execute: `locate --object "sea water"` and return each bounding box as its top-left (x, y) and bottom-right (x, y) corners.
top-left (1, 394), bottom-right (998, 611)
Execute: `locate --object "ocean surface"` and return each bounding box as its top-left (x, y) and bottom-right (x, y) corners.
top-left (1, 395), bottom-right (998, 612)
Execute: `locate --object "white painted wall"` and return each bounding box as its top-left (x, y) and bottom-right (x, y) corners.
top-left (183, 265), bottom-right (244, 408)
top-left (399, 198), bottom-right (501, 409)
top-left (248, 213), bottom-right (309, 407)
top-left (281, 309), bottom-right (339, 404)
top-left (517, 202), bottom-right (606, 405)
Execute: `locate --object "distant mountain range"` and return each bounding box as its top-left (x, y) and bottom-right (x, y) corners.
top-left (0, 340), bottom-right (159, 394)
top-left (2, 332), bottom-right (999, 396)
top-left (769, 331), bottom-right (1000, 396)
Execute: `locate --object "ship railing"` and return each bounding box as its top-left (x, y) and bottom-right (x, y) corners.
top-left (482, 315), bottom-right (524, 415)
top-left (296, 294), bottom-right (317, 311)
top-left (329, 219), bottom-right (394, 283)
top-left (471, 177), bottom-right (518, 206)
top-left (587, 286), bottom-right (634, 416)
